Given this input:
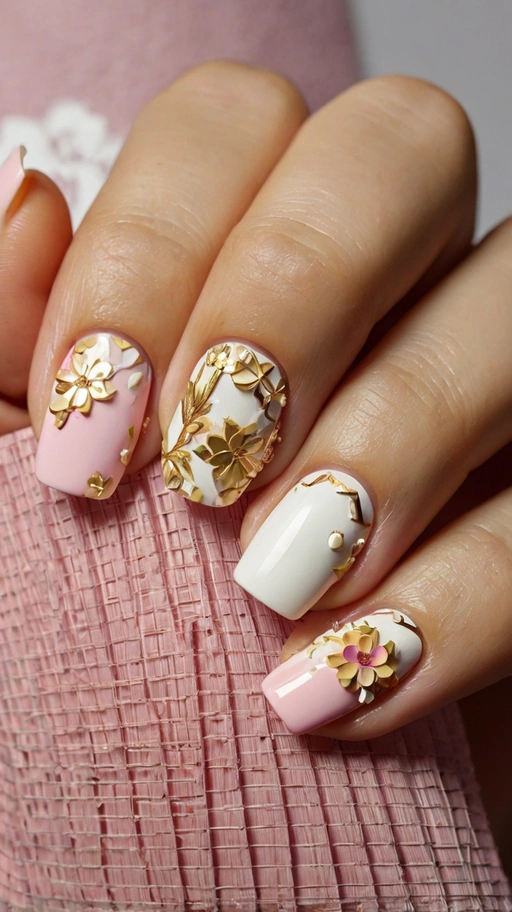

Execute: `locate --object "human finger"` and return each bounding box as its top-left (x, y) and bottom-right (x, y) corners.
top-left (260, 487), bottom-right (512, 738)
top-left (0, 147), bottom-right (72, 431)
top-left (30, 62), bottom-right (307, 499)
top-left (234, 218), bottom-right (512, 618)
top-left (159, 75), bottom-right (476, 507)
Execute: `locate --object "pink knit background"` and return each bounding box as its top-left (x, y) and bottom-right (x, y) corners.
top-left (0, 427), bottom-right (510, 910)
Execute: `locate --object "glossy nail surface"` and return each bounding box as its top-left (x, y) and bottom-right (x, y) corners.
top-left (262, 609), bottom-right (422, 734)
top-left (161, 341), bottom-right (286, 507)
top-left (234, 470), bottom-right (373, 619)
top-left (36, 332), bottom-right (151, 499)
top-left (0, 147), bottom-right (26, 221)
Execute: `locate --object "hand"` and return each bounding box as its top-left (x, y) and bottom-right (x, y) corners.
top-left (1, 63), bottom-right (510, 739)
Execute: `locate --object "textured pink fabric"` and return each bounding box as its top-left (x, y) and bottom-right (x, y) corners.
top-left (0, 427), bottom-right (510, 909)
top-left (0, 0), bottom-right (356, 130)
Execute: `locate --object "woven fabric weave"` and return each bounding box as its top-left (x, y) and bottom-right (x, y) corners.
top-left (0, 427), bottom-right (510, 911)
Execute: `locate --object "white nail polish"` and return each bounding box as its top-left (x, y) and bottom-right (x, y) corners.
top-left (234, 470), bottom-right (373, 619)
top-left (161, 341), bottom-right (286, 507)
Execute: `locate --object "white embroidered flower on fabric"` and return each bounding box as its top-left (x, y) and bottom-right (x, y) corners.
top-left (0, 100), bottom-right (124, 228)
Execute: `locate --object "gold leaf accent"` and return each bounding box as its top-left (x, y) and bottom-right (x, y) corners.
top-left (301, 473), bottom-right (369, 526)
top-left (332, 556), bottom-right (355, 579)
top-left (128, 425), bottom-right (134, 438)
top-left (120, 449), bottom-right (130, 465)
top-left (112, 336), bottom-right (132, 351)
top-left (86, 472), bottom-right (113, 499)
top-left (161, 359), bottom-right (223, 496)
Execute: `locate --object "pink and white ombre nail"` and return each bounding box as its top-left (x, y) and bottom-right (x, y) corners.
top-left (36, 332), bottom-right (152, 499)
top-left (262, 609), bottom-right (422, 734)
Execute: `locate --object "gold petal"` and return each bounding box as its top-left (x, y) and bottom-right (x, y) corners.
top-left (72, 352), bottom-right (89, 376)
top-left (325, 654), bottom-right (347, 668)
top-left (240, 436), bottom-right (264, 456)
top-left (333, 660), bottom-right (358, 678)
top-left (74, 336), bottom-right (97, 353)
top-left (342, 630), bottom-right (361, 647)
top-left (112, 336), bottom-right (132, 351)
top-left (358, 634), bottom-right (373, 654)
top-left (89, 360), bottom-right (114, 380)
top-left (357, 666), bottom-right (376, 688)
top-left (72, 387), bottom-right (90, 409)
top-left (375, 664), bottom-right (394, 679)
top-left (217, 485), bottom-right (247, 505)
top-left (55, 369), bottom-right (77, 384)
top-left (49, 395), bottom-right (72, 415)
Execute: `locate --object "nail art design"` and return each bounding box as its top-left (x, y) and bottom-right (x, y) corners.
top-left (262, 609), bottom-right (422, 734)
top-left (35, 333), bottom-right (151, 499)
top-left (0, 147), bottom-right (26, 222)
top-left (161, 341), bottom-right (286, 507)
top-left (234, 469), bottom-right (373, 619)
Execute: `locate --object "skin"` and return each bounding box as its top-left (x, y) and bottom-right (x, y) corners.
top-left (1, 64), bottom-right (510, 756)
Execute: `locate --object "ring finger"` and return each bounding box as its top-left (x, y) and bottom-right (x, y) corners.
top-left (234, 217), bottom-right (512, 619)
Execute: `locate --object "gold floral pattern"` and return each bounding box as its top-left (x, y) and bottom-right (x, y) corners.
top-left (308, 623), bottom-right (398, 705)
top-left (50, 339), bottom-right (116, 428)
top-left (194, 418), bottom-right (264, 493)
top-left (162, 341), bottom-right (286, 505)
top-left (161, 361), bottom-right (221, 502)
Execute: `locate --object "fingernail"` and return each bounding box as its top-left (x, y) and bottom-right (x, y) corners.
top-left (161, 341), bottom-right (286, 507)
top-left (0, 146), bottom-right (26, 222)
top-left (36, 332), bottom-right (152, 499)
top-left (263, 609), bottom-right (422, 734)
top-left (234, 470), bottom-right (373, 619)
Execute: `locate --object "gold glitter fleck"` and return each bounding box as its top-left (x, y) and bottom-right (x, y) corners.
top-left (120, 449), bottom-right (130, 465)
top-left (128, 425), bottom-right (134, 438)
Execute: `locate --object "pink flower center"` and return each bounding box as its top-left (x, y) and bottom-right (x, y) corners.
top-left (357, 650), bottom-right (372, 666)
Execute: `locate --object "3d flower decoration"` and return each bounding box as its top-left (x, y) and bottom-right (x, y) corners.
top-left (229, 347), bottom-right (275, 393)
top-left (311, 623), bottom-right (398, 704)
top-left (49, 343), bottom-right (116, 428)
top-left (194, 418), bottom-right (264, 490)
top-left (206, 343), bottom-right (238, 373)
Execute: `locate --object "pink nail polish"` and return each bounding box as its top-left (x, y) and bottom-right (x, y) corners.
top-left (262, 609), bottom-right (422, 734)
top-left (0, 147), bottom-right (26, 220)
top-left (36, 332), bottom-right (152, 499)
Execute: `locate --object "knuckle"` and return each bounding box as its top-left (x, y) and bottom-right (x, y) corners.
top-left (80, 212), bottom-right (202, 308)
top-left (225, 220), bottom-right (345, 310)
top-left (352, 75), bottom-right (475, 177)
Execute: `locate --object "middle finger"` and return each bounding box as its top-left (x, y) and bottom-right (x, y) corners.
top-left (160, 75), bottom-right (476, 507)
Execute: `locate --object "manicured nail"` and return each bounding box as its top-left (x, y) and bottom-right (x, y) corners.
top-left (234, 470), bottom-right (373, 619)
top-left (161, 341), bottom-right (287, 507)
top-left (0, 146), bottom-right (26, 222)
top-left (36, 332), bottom-right (152, 499)
top-left (263, 609), bottom-right (422, 734)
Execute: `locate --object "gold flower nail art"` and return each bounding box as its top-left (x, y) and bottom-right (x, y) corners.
top-left (49, 343), bottom-right (116, 429)
top-left (309, 622), bottom-right (398, 705)
top-left (161, 341), bottom-right (287, 507)
top-left (195, 418), bottom-right (264, 493)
